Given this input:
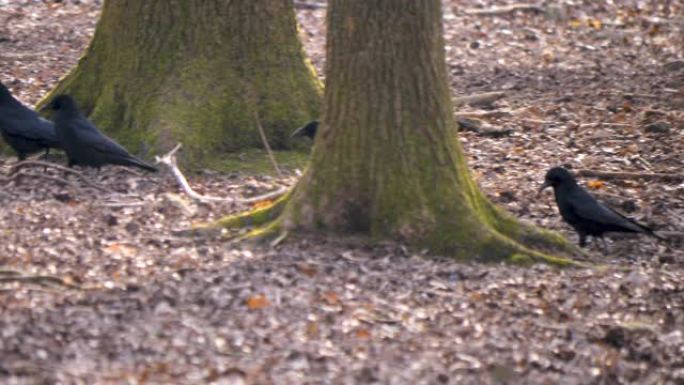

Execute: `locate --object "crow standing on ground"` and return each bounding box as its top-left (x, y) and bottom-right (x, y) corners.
top-left (290, 120), bottom-right (318, 140)
top-left (44, 94), bottom-right (157, 172)
top-left (0, 82), bottom-right (61, 160)
top-left (539, 166), bottom-right (662, 248)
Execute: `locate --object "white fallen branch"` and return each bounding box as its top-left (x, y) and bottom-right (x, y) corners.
top-left (155, 143), bottom-right (288, 204)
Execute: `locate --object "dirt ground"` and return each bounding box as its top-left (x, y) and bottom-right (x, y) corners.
top-left (1, 1), bottom-right (683, 384)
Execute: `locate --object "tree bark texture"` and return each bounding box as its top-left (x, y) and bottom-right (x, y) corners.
top-left (272, 0), bottom-right (575, 262)
top-left (40, 0), bottom-right (323, 168)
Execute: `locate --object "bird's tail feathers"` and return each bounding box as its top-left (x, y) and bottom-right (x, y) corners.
top-left (126, 156), bottom-right (158, 172)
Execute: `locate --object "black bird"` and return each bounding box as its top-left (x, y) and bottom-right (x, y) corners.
top-left (539, 166), bottom-right (662, 248)
top-left (290, 120), bottom-right (318, 140)
top-left (44, 94), bottom-right (157, 172)
top-left (0, 82), bottom-right (61, 160)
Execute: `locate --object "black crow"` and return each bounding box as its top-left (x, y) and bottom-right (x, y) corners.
top-left (0, 82), bottom-right (60, 160)
top-left (290, 120), bottom-right (318, 140)
top-left (44, 94), bottom-right (157, 172)
top-left (539, 166), bottom-right (662, 248)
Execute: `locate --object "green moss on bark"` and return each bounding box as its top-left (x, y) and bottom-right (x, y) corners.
top-left (39, 0), bottom-right (322, 169)
top-left (208, 0), bottom-right (585, 266)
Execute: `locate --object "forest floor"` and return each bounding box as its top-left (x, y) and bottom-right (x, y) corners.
top-left (1, 1), bottom-right (684, 384)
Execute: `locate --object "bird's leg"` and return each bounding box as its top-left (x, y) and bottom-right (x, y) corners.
top-left (578, 232), bottom-right (587, 248)
top-left (600, 237), bottom-right (609, 254)
top-left (43, 148), bottom-right (50, 172)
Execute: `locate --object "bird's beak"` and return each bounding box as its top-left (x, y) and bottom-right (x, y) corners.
top-left (537, 181), bottom-right (551, 195)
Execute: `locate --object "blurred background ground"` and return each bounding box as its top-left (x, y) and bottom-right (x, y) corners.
top-left (0, 1), bottom-right (683, 384)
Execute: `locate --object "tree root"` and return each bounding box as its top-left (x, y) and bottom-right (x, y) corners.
top-left (213, 190), bottom-right (291, 229)
top-left (178, 190), bottom-right (292, 239)
top-left (201, 187), bottom-right (588, 267)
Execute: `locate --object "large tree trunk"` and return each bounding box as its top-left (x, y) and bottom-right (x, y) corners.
top-left (40, 0), bottom-right (322, 168)
top-left (215, 0), bottom-right (579, 263)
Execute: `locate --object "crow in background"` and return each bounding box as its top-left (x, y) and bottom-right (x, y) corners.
top-left (44, 94), bottom-right (157, 172)
top-left (0, 82), bottom-right (61, 160)
top-left (290, 120), bottom-right (318, 140)
top-left (539, 166), bottom-right (662, 248)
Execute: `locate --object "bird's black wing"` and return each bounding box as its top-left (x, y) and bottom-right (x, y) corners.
top-left (73, 119), bottom-right (157, 171)
top-left (71, 118), bottom-right (133, 157)
top-left (1, 106), bottom-right (59, 146)
top-left (568, 188), bottom-right (652, 234)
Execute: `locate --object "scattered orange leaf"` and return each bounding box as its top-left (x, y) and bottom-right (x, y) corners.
top-left (568, 19), bottom-right (582, 28)
top-left (246, 294), bottom-right (269, 309)
top-left (355, 328), bottom-right (371, 339)
top-left (586, 180), bottom-right (605, 190)
top-left (321, 291), bottom-right (340, 305)
top-left (103, 243), bottom-right (138, 257)
top-left (587, 19), bottom-right (602, 30)
top-left (296, 262), bottom-right (318, 277)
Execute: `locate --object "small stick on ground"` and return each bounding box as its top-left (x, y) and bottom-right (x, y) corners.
top-left (658, 231), bottom-right (684, 240)
top-left (579, 122), bottom-right (636, 129)
top-left (455, 110), bottom-right (514, 119)
top-left (254, 111), bottom-right (282, 177)
top-left (10, 160), bottom-right (112, 192)
top-left (463, 3), bottom-right (544, 16)
top-left (0, 274), bottom-right (81, 290)
top-left (576, 169), bottom-right (684, 182)
top-left (10, 169), bottom-right (89, 193)
top-left (155, 143), bottom-right (288, 204)
top-left (453, 91), bottom-right (506, 107)
top-left (457, 117), bottom-right (514, 138)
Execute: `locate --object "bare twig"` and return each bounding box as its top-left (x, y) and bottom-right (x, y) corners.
top-left (0, 275), bottom-right (80, 290)
top-left (453, 91), bottom-right (506, 107)
top-left (155, 143), bottom-right (288, 204)
top-left (579, 122), bottom-right (635, 129)
top-left (658, 231), bottom-right (684, 240)
top-left (12, 169), bottom-right (92, 194)
top-left (576, 169), bottom-right (684, 182)
top-left (463, 3), bottom-right (544, 16)
top-left (456, 117), bottom-right (514, 137)
top-left (10, 160), bottom-right (112, 192)
top-left (254, 111), bottom-right (282, 176)
top-left (455, 110), bottom-right (514, 119)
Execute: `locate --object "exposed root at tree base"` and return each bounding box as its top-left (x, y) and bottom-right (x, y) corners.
top-left (199, 191), bottom-right (588, 268)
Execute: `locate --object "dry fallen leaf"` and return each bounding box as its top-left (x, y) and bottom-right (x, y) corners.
top-left (586, 180), bottom-right (605, 190)
top-left (355, 328), bottom-right (371, 339)
top-left (246, 294), bottom-right (270, 309)
top-left (296, 262), bottom-right (318, 277)
top-left (103, 243), bottom-right (138, 257)
top-left (321, 291), bottom-right (340, 305)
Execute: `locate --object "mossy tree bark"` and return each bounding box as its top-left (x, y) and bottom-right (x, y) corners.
top-left (39, 0), bottom-right (322, 168)
top-left (215, 0), bottom-right (581, 264)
